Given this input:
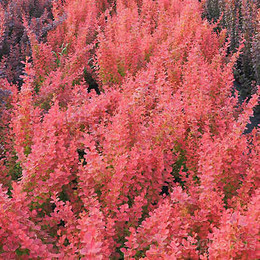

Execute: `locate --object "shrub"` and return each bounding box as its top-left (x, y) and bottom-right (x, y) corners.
top-left (0, 0), bottom-right (259, 258)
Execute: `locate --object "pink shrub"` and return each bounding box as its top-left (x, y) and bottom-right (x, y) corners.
top-left (0, 0), bottom-right (259, 258)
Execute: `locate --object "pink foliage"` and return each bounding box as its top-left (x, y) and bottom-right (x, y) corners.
top-left (0, 0), bottom-right (259, 258)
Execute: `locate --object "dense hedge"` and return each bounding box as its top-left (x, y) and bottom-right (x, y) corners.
top-left (0, 0), bottom-right (259, 259)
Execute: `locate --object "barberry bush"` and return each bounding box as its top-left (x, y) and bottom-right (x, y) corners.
top-left (0, 0), bottom-right (259, 259)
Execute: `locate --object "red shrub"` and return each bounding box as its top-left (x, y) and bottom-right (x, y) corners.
top-left (0, 0), bottom-right (259, 259)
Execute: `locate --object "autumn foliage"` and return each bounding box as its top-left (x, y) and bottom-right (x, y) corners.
top-left (0, 0), bottom-right (259, 259)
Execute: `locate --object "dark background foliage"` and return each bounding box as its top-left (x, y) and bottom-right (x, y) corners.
top-left (203, 0), bottom-right (260, 98)
top-left (0, 0), bottom-right (53, 86)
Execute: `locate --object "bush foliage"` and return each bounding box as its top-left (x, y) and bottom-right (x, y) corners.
top-left (0, 0), bottom-right (259, 259)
